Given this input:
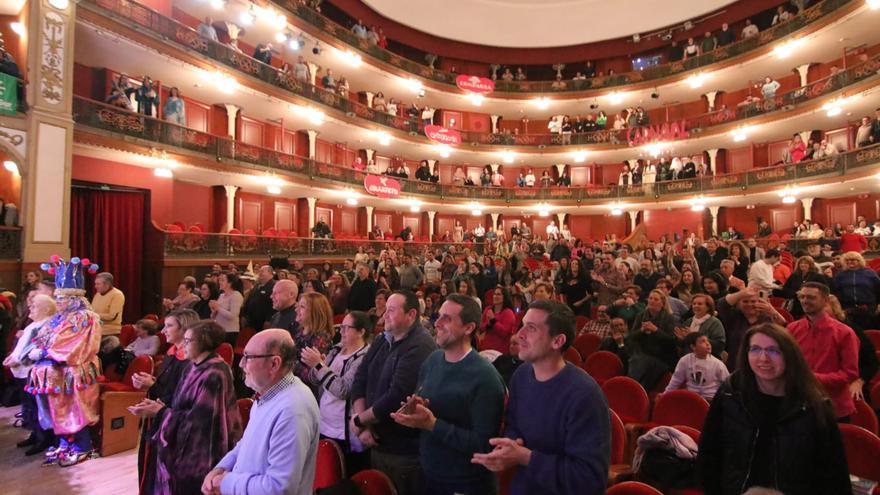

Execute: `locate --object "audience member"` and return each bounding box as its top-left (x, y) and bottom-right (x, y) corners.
top-left (665, 333), bottom-right (729, 401)
top-left (92, 271), bottom-right (125, 335)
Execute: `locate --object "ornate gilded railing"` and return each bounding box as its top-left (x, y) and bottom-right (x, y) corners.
top-left (270, 0), bottom-right (853, 93)
top-left (0, 227), bottom-right (21, 260)
top-left (81, 0), bottom-right (419, 134)
top-left (74, 96), bottom-right (880, 206)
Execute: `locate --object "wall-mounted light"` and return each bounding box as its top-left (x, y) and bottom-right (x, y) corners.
top-left (606, 92), bottom-right (625, 105)
top-left (10, 22), bottom-right (24, 36)
top-left (690, 195), bottom-right (706, 212)
top-left (773, 38), bottom-right (804, 58)
top-left (401, 78), bottom-right (423, 93)
top-left (500, 150), bottom-right (516, 164)
top-left (609, 202), bottom-right (624, 216)
top-left (340, 50), bottom-right (362, 67)
top-left (571, 150), bottom-right (588, 163)
top-left (48, 0), bottom-right (70, 10)
top-left (154, 167), bottom-right (173, 178)
top-left (346, 197), bottom-right (358, 206)
top-left (435, 144), bottom-right (451, 158)
top-left (466, 93), bottom-right (484, 106)
top-left (531, 97), bottom-right (551, 110)
top-left (240, 6), bottom-right (256, 25)
top-left (731, 126), bottom-right (751, 142)
top-left (3, 160), bottom-right (19, 175)
top-left (687, 72), bottom-right (710, 89)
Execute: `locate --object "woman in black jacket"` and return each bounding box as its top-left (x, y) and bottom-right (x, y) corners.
top-left (627, 289), bottom-right (678, 390)
top-left (698, 323), bottom-right (851, 495)
top-left (781, 255), bottom-right (832, 318)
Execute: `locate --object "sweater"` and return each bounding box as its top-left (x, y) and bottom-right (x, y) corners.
top-left (504, 363), bottom-right (610, 495)
top-left (217, 374), bottom-right (320, 495)
top-left (666, 353), bottom-right (730, 401)
top-left (213, 290), bottom-right (243, 333)
top-left (92, 287), bottom-right (125, 335)
top-left (832, 268), bottom-right (880, 309)
top-left (417, 350), bottom-right (506, 484)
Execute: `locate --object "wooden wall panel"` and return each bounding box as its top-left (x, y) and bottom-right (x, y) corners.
top-left (239, 117), bottom-right (264, 147)
top-left (827, 202), bottom-right (856, 228)
top-left (185, 99), bottom-right (210, 133)
top-left (315, 207), bottom-right (334, 230)
top-left (374, 213), bottom-right (392, 234)
top-left (341, 210), bottom-right (357, 234)
top-left (770, 207), bottom-right (798, 233)
top-left (239, 200), bottom-right (262, 232)
top-left (274, 202), bottom-right (295, 232)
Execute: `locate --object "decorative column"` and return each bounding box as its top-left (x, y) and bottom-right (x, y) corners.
top-left (799, 131), bottom-right (811, 145)
top-left (703, 91), bottom-right (718, 111)
top-left (554, 164), bottom-right (566, 176)
top-left (489, 163), bottom-right (500, 173)
top-left (365, 206), bottom-right (374, 234)
top-left (307, 62), bottom-right (319, 86)
top-left (556, 213), bottom-right (567, 229)
top-left (223, 185), bottom-right (238, 231)
top-left (223, 104), bottom-right (239, 138)
top-left (427, 210), bottom-right (436, 239)
top-left (307, 130), bottom-right (319, 159)
top-left (364, 91), bottom-right (375, 108)
top-left (307, 197), bottom-right (317, 230)
top-left (795, 64), bottom-right (811, 86)
top-left (490, 115), bottom-right (501, 133)
top-left (627, 210), bottom-right (639, 232)
top-left (427, 160), bottom-right (437, 175)
top-left (709, 206), bottom-right (720, 237)
top-left (21, 0), bottom-right (77, 262)
top-left (365, 149), bottom-right (375, 163)
top-left (800, 197), bottom-right (814, 221)
top-left (706, 148), bottom-right (719, 175)
top-left (490, 213), bottom-right (500, 232)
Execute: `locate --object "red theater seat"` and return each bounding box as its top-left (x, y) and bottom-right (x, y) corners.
top-left (351, 469), bottom-right (398, 495)
top-left (217, 342), bottom-right (233, 365)
top-left (606, 481), bottom-right (663, 495)
top-left (839, 424), bottom-right (880, 483)
top-left (572, 332), bottom-right (602, 361)
top-left (314, 439), bottom-right (346, 490)
top-left (237, 398), bottom-right (253, 429)
top-left (602, 376), bottom-right (650, 424)
top-left (118, 324), bottom-right (136, 348)
top-left (563, 347), bottom-right (582, 365)
top-left (650, 390), bottom-right (709, 430)
top-left (582, 351), bottom-right (624, 385)
top-left (852, 399), bottom-right (879, 436)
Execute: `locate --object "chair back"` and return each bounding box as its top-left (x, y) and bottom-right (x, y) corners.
top-left (606, 481), bottom-right (664, 495)
top-left (864, 330), bottom-right (880, 350)
top-left (602, 376), bottom-right (651, 423)
top-left (839, 423), bottom-right (880, 482)
top-left (351, 469), bottom-right (398, 495)
top-left (217, 342), bottom-right (233, 365)
top-left (237, 398), bottom-right (253, 429)
top-left (572, 332), bottom-right (602, 360)
top-left (563, 346), bottom-right (582, 365)
top-left (314, 439), bottom-right (346, 490)
top-left (852, 399), bottom-right (879, 435)
top-left (651, 390), bottom-right (709, 430)
top-left (119, 324), bottom-right (137, 348)
top-left (122, 355), bottom-right (153, 389)
top-left (582, 351), bottom-right (624, 384)
top-left (610, 409), bottom-right (627, 464)
top-left (672, 424), bottom-right (702, 444)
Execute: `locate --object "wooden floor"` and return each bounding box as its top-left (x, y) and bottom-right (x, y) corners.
top-left (0, 406), bottom-right (138, 494)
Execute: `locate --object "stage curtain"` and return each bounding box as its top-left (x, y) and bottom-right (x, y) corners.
top-left (70, 187), bottom-right (145, 323)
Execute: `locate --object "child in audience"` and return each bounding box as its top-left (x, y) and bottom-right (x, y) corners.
top-left (125, 319), bottom-right (161, 356)
top-left (665, 333), bottom-right (729, 401)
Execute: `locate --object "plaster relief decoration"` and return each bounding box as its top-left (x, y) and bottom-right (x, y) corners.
top-left (41, 12), bottom-right (66, 105)
top-left (0, 126), bottom-right (27, 160)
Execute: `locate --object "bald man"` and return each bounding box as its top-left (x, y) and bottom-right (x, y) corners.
top-left (203, 329), bottom-right (319, 495)
top-left (268, 280), bottom-right (300, 338)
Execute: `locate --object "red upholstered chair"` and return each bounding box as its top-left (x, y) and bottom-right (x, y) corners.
top-left (313, 439), bottom-right (346, 490)
top-left (575, 315), bottom-right (590, 332)
top-left (865, 330), bottom-right (880, 350)
top-left (563, 347), bottom-right (582, 366)
top-left (237, 398), bottom-right (253, 429)
top-left (351, 469), bottom-right (398, 495)
top-left (775, 307), bottom-right (794, 324)
top-left (650, 390), bottom-right (710, 430)
top-left (602, 376), bottom-right (651, 424)
top-left (839, 424), bottom-right (880, 483)
top-left (608, 409), bottom-right (634, 484)
top-left (573, 333), bottom-right (602, 361)
top-left (333, 314), bottom-right (345, 325)
top-left (672, 424), bottom-right (702, 444)
top-left (606, 481), bottom-right (664, 495)
top-left (871, 381), bottom-right (880, 409)
top-left (234, 327), bottom-right (256, 357)
top-left (143, 313), bottom-right (159, 322)
top-left (217, 342), bottom-right (233, 365)
top-left (582, 351), bottom-right (624, 385)
top-left (768, 296), bottom-right (786, 309)
top-left (852, 399), bottom-right (879, 436)
top-left (99, 355), bottom-right (153, 456)
top-left (118, 324), bottom-right (137, 348)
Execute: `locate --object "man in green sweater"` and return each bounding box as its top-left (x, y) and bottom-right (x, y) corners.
top-left (392, 294), bottom-right (506, 494)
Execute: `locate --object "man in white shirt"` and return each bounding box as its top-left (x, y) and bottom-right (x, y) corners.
top-left (424, 255), bottom-right (442, 286)
top-left (741, 19), bottom-right (759, 38)
top-left (524, 169), bottom-right (536, 187)
top-left (197, 17), bottom-right (218, 42)
top-left (665, 333), bottom-right (729, 401)
top-left (615, 247), bottom-right (639, 274)
top-left (747, 249), bottom-right (781, 292)
top-left (545, 221), bottom-right (559, 240)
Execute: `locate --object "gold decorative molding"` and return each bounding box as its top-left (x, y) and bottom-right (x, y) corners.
top-left (0, 126), bottom-right (28, 162)
top-left (40, 12), bottom-right (66, 106)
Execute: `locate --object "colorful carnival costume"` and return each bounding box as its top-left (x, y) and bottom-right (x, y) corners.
top-left (26, 256), bottom-right (103, 467)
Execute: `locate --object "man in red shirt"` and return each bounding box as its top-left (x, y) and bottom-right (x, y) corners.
top-left (787, 282), bottom-right (860, 420)
top-left (839, 224), bottom-right (868, 253)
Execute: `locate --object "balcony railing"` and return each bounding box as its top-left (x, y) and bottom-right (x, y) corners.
top-left (74, 95), bottom-right (880, 205)
top-left (269, 0), bottom-right (853, 93)
top-left (0, 227), bottom-right (22, 260)
top-left (81, 0), bottom-right (879, 149)
top-left (82, 0), bottom-right (419, 134)
top-left (160, 229), bottom-right (880, 259)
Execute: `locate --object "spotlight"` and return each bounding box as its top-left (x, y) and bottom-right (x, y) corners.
top-left (632, 34), bottom-right (641, 43)
top-left (651, 92), bottom-right (660, 99)
top-left (312, 42), bottom-right (322, 55)
top-left (589, 103), bottom-right (599, 110)
top-left (417, 89), bottom-right (426, 98)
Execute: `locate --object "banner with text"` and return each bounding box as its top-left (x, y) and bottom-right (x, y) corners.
top-left (364, 174), bottom-right (401, 199)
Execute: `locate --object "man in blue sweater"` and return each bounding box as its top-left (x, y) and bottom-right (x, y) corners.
top-left (202, 329), bottom-right (319, 495)
top-left (472, 299), bottom-right (611, 495)
top-left (392, 294), bottom-right (506, 494)
top-left (350, 290), bottom-right (437, 495)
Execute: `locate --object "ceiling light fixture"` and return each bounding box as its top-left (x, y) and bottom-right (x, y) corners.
top-left (154, 167), bottom-right (173, 178)
top-left (731, 126), bottom-right (750, 142)
top-left (606, 92), bottom-right (624, 105)
top-left (869, 0), bottom-right (880, 9)
top-left (609, 202), bottom-right (624, 216)
top-left (773, 38), bottom-right (804, 58)
top-left (401, 78), bottom-right (423, 93)
top-left (537, 203), bottom-right (552, 217)
top-left (571, 150), bottom-right (588, 163)
top-left (209, 0), bottom-right (224, 9)
top-left (373, 131), bottom-right (391, 146)
top-left (500, 150), bottom-right (516, 164)
top-left (409, 199), bottom-right (422, 212)
top-left (295, 106), bottom-right (324, 125)
top-left (531, 97), bottom-right (551, 110)
top-left (779, 184), bottom-right (799, 204)
top-left (340, 50), bottom-right (362, 67)
top-left (346, 197), bottom-right (359, 206)
top-left (3, 160), bottom-right (19, 175)
top-left (822, 99), bottom-right (844, 117)
top-left (240, 6), bottom-right (255, 25)
top-left (690, 195), bottom-right (707, 212)
top-left (644, 141), bottom-right (667, 158)
top-left (435, 144), bottom-right (451, 158)
top-left (10, 22), bottom-right (24, 36)
top-left (687, 72), bottom-right (710, 89)
top-left (467, 93), bottom-right (484, 106)
top-left (469, 202), bottom-right (483, 216)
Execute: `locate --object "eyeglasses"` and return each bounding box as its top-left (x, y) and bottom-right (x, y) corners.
top-left (241, 354), bottom-right (280, 363)
top-left (747, 345), bottom-right (782, 359)
top-left (182, 337), bottom-right (194, 344)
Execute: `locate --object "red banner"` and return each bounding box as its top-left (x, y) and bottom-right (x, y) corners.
top-left (424, 125), bottom-right (462, 146)
top-left (364, 174), bottom-right (401, 199)
top-left (456, 75), bottom-right (495, 94)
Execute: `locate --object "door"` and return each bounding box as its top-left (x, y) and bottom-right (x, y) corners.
top-left (770, 208), bottom-right (797, 233)
top-left (437, 217), bottom-right (454, 239)
top-left (827, 202), bottom-right (856, 228)
top-left (239, 200), bottom-right (262, 232)
top-left (315, 207), bottom-right (334, 231)
top-left (274, 202), bottom-right (294, 232)
top-left (341, 211), bottom-right (356, 235)
top-left (374, 213), bottom-right (392, 234)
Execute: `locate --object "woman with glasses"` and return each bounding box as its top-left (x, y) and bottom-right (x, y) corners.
top-left (698, 323), bottom-right (851, 495)
top-left (130, 309), bottom-right (200, 494)
top-left (303, 310), bottom-right (372, 473)
top-left (133, 319), bottom-right (241, 494)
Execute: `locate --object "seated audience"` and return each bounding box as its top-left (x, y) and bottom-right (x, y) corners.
top-left (665, 333), bottom-right (729, 401)
top-left (125, 319), bottom-right (161, 356)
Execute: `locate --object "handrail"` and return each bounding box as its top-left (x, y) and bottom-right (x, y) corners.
top-left (73, 95), bottom-right (880, 205)
top-left (80, 0), bottom-right (878, 149)
top-left (268, 0), bottom-right (853, 93)
top-left (82, 0), bottom-right (420, 135)
top-left (159, 228), bottom-right (880, 259)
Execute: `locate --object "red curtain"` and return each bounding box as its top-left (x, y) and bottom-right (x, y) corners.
top-left (70, 187), bottom-right (145, 323)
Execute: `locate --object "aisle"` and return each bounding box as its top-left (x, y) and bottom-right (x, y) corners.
top-left (0, 406), bottom-right (138, 494)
